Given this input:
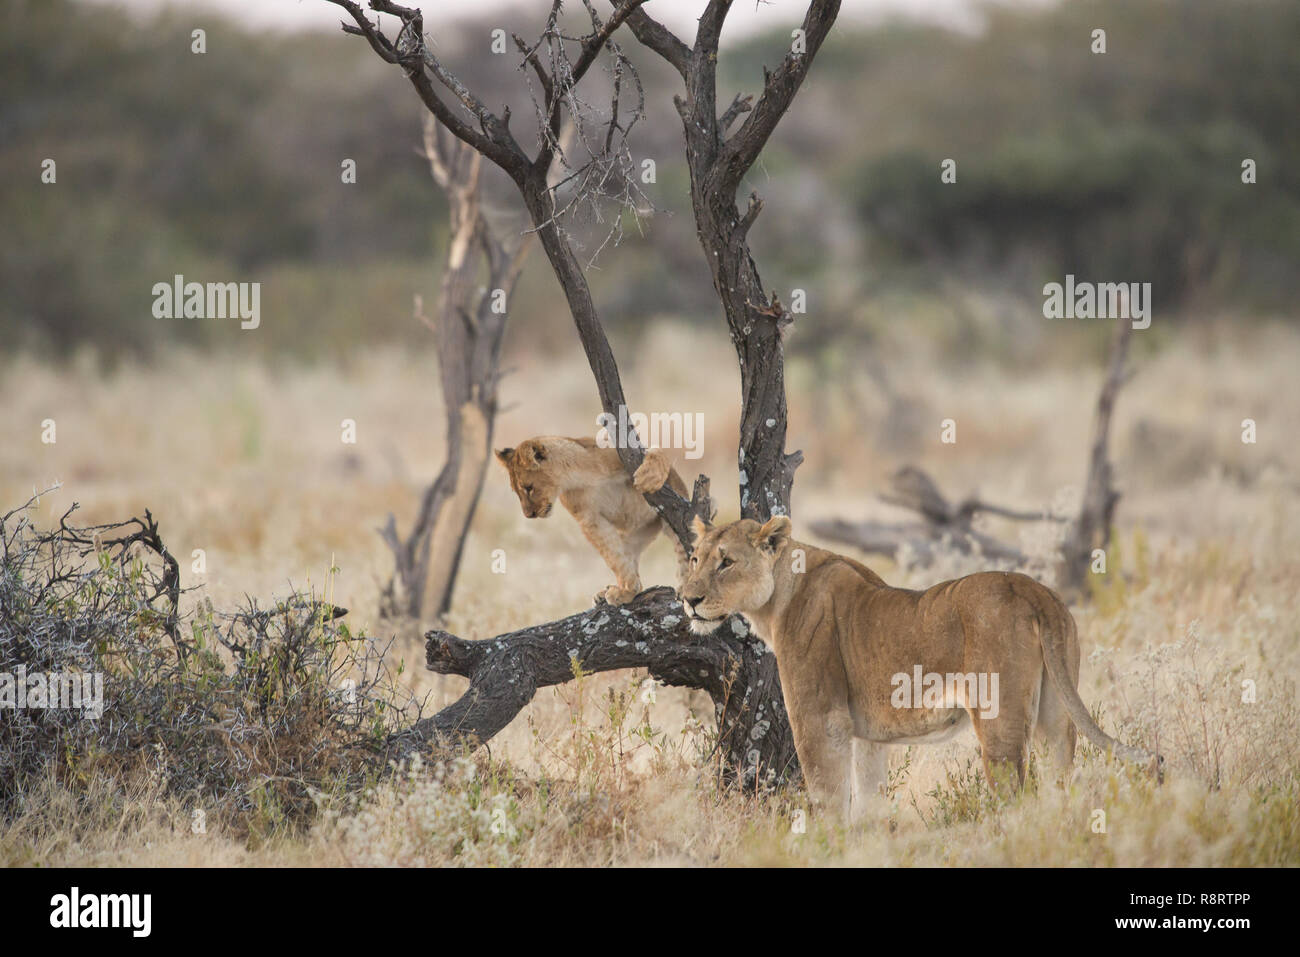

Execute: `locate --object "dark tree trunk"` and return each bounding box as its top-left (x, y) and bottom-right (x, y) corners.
top-left (633, 1), bottom-right (844, 518)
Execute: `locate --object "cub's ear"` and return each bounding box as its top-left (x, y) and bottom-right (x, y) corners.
top-left (752, 515), bottom-right (792, 554)
top-left (494, 448), bottom-right (514, 465)
top-left (691, 514), bottom-right (711, 546)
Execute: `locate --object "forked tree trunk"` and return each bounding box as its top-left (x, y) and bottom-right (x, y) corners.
top-left (329, 0), bottom-right (840, 787)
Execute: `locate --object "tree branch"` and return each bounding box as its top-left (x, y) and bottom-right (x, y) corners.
top-left (718, 0), bottom-right (842, 192)
top-left (658, 1), bottom-right (841, 520)
top-left (684, 0), bottom-right (733, 167)
top-left (530, 0), bottom-right (650, 175)
top-left (719, 92), bottom-right (754, 134)
top-left (326, 0), bottom-right (532, 179)
top-left (623, 5), bottom-right (691, 80)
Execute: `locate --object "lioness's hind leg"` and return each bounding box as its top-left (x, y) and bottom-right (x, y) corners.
top-left (971, 724), bottom-right (1029, 794)
top-left (850, 738), bottom-right (888, 825)
top-left (968, 667), bottom-right (1039, 794)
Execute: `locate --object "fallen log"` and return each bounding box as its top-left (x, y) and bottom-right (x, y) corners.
top-left (808, 466), bottom-right (1055, 567)
top-left (387, 587), bottom-right (800, 789)
top-left (808, 515), bottom-right (1028, 566)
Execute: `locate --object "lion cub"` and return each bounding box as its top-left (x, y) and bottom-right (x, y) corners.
top-left (495, 436), bottom-right (689, 605)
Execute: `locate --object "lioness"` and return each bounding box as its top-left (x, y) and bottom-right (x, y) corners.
top-left (495, 436), bottom-right (689, 605)
top-left (681, 514), bottom-right (1158, 821)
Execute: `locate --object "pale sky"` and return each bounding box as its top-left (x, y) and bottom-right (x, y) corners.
top-left (84, 0), bottom-right (1050, 39)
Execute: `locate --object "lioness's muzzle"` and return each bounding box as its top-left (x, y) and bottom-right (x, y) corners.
top-left (683, 599), bottom-right (720, 624)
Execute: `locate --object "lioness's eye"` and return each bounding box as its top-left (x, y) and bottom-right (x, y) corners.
top-left (690, 556), bottom-right (698, 566)
top-left (719, 557), bottom-right (734, 571)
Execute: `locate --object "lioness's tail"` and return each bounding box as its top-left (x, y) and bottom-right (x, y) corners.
top-left (1033, 604), bottom-right (1161, 771)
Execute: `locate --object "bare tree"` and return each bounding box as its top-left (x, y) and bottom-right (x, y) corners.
top-left (327, 0), bottom-right (840, 785)
top-left (379, 117), bottom-right (532, 624)
top-left (1059, 318), bottom-right (1134, 594)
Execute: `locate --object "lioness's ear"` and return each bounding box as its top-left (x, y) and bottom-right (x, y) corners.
top-left (495, 448), bottom-right (514, 465)
top-left (691, 514), bottom-right (711, 546)
top-left (752, 515), bottom-right (792, 554)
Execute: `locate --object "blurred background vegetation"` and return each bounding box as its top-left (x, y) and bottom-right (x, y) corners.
top-left (2, 0), bottom-right (1296, 364)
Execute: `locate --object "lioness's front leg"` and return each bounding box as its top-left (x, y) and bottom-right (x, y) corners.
top-left (786, 701), bottom-right (855, 823)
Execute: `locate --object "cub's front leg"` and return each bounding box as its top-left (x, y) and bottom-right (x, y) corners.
top-left (631, 449), bottom-right (672, 493)
top-left (579, 516), bottom-right (643, 606)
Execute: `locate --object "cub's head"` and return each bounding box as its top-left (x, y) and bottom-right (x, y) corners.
top-left (680, 514), bottom-right (792, 635)
top-left (495, 440), bottom-right (559, 518)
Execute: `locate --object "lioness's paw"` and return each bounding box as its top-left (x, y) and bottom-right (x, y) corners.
top-left (632, 455), bottom-right (669, 493)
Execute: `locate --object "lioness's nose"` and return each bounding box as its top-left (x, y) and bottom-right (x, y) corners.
top-left (682, 592), bottom-right (704, 607)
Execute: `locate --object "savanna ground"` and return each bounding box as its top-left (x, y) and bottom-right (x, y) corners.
top-left (1, 317), bottom-right (1297, 866)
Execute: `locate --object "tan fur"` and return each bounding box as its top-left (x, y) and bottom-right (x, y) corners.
top-left (495, 436), bottom-right (689, 605)
top-left (681, 515), bottom-right (1160, 822)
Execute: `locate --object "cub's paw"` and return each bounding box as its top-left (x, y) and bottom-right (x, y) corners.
top-left (595, 584), bottom-right (639, 606)
top-left (632, 454), bottom-right (670, 494)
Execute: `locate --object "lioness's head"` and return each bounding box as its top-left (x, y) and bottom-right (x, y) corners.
top-left (680, 514), bottom-right (792, 635)
top-left (495, 440), bottom-right (560, 518)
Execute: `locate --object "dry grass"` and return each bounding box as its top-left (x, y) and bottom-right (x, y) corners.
top-left (1, 319), bottom-right (1297, 866)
